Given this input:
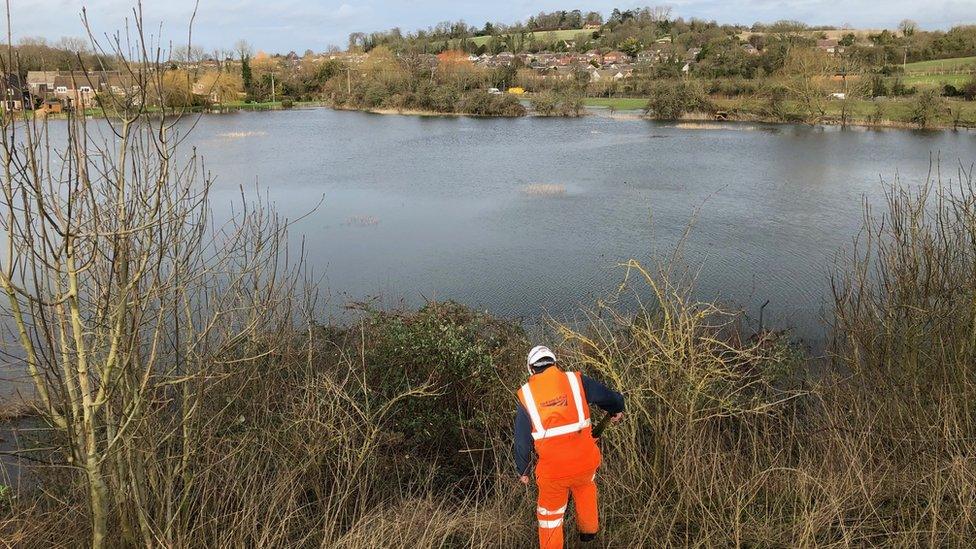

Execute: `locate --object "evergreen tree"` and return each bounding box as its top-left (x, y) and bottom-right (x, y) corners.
top-left (241, 55), bottom-right (253, 96)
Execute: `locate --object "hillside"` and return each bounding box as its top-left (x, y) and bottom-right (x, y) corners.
top-left (903, 55), bottom-right (976, 73)
top-left (448, 28), bottom-right (596, 49)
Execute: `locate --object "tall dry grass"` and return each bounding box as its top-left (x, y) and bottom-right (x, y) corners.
top-left (5, 159), bottom-right (976, 547)
top-left (1, 11), bottom-right (974, 545)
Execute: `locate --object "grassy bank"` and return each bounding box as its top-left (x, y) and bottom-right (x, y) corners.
top-left (903, 55), bottom-right (976, 73)
top-left (4, 164), bottom-right (976, 546)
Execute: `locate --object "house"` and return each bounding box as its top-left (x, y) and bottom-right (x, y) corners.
top-left (52, 73), bottom-right (101, 109)
top-left (589, 68), bottom-right (631, 82)
top-left (495, 52), bottom-right (515, 65)
top-left (602, 51), bottom-right (630, 64)
top-left (26, 71), bottom-right (60, 98)
top-left (555, 54), bottom-right (574, 66)
top-left (26, 71), bottom-right (122, 108)
top-left (816, 39), bottom-right (845, 55)
top-left (36, 99), bottom-right (63, 115)
top-left (637, 50), bottom-right (661, 64)
top-left (583, 23), bottom-right (601, 30)
top-left (541, 66), bottom-right (577, 80)
top-left (1, 73), bottom-right (29, 110)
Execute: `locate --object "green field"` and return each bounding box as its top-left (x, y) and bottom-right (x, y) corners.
top-left (904, 56), bottom-right (976, 73)
top-left (897, 56), bottom-right (975, 90)
top-left (901, 73), bottom-right (972, 88)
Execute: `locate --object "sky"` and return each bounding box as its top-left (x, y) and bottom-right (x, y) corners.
top-left (8, 0), bottom-right (976, 53)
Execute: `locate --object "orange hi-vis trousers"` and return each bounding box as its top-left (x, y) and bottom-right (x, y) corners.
top-left (536, 470), bottom-right (598, 549)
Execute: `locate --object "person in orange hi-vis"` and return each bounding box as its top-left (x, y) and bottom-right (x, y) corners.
top-left (515, 345), bottom-right (625, 549)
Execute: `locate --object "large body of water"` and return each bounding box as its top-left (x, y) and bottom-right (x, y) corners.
top-left (181, 108), bottom-right (974, 346)
top-left (5, 108), bottom-right (975, 395)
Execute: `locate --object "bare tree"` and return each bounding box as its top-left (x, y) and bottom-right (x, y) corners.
top-left (54, 35), bottom-right (90, 53)
top-left (1, 4), bottom-right (306, 547)
top-left (779, 48), bottom-right (835, 122)
top-left (899, 19), bottom-right (918, 37)
top-left (173, 44), bottom-right (205, 63)
top-left (234, 38), bottom-right (253, 60)
top-left (347, 32), bottom-right (367, 52)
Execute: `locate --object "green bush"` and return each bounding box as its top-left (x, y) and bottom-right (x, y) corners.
top-left (280, 99), bottom-right (294, 109)
top-left (870, 74), bottom-right (889, 97)
top-left (358, 302), bottom-right (525, 486)
top-left (910, 89), bottom-right (944, 128)
top-left (962, 77), bottom-right (976, 101)
top-left (707, 78), bottom-right (759, 97)
top-left (555, 92), bottom-right (584, 117)
top-left (531, 91), bottom-right (583, 117)
top-left (530, 91), bottom-right (559, 116)
top-left (458, 92), bottom-right (526, 117)
top-left (429, 86), bottom-right (460, 112)
top-left (363, 82), bottom-right (389, 108)
top-left (890, 77), bottom-right (916, 97)
top-left (644, 80), bottom-right (713, 120)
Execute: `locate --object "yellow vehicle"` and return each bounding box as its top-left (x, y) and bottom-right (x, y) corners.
top-left (507, 87), bottom-right (526, 95)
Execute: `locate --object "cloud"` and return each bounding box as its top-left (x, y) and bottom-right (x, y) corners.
top-left (335, 3), bottom-right (365, 19)
top-left (9, 0), bottom-right (976, 53)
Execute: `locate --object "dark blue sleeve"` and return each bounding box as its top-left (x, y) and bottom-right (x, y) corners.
top-left (581, 374), bottom-right (625, 414)
top-left (514, 403), bottom-right (533, 476)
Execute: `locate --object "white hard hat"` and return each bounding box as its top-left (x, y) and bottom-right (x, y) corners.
top-left (527, 345), bottom-right (557, 369)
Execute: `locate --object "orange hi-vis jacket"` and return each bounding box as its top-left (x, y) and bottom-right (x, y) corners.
top-left (517, 367), bottom-right (601, 479)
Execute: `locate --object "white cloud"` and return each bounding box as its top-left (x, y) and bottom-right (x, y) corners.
top-left (8, 0), bottom-right (976, 53)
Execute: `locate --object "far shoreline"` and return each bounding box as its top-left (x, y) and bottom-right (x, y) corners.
top-left (25, 101), bottom-right (976, 132)
top-left (332, 102), bottom-right (976, 132)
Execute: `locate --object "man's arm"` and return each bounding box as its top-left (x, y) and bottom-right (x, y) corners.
top-left (581, 374), bottom-right (625, 414)
top-left (514, 403), bottom-right (534, 477)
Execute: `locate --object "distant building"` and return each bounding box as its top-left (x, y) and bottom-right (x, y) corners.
top-left (1, 73), bottom-right (29, 110)
top-left (37, 99), bottom-right (63, 115)
top-left (637, 50), bottom-right (661, 64)
top-left (816, 39), bottom-right (845, 55)
top-left (26, 71), bottom-right (125, 109)
top-left (602, 51), bottom-right (631, 64)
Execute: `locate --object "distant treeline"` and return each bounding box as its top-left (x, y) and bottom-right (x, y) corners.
top-left (350, 7), bottom-right (976, 67)
top-left (321, 49), bottom-right (527, 116)
top-left (3, 37), bottom-right (117, 74)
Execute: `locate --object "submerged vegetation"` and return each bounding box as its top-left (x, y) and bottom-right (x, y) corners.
top-left (521, 183), bottom-right (568, 197)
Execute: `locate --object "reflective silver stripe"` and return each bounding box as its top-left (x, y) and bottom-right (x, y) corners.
top-left (520, 383), bottom-right (545, 434)
top-left (566, 372), bottom-right (585, 421)
top-left (531, 418), bottom-right (591, 440)
top-left (538, 518), bottom-right (563, 528)
top-left (537, 505), bottom-right (567, 516)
